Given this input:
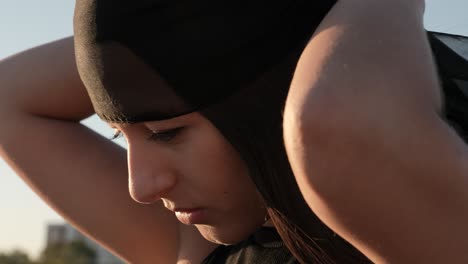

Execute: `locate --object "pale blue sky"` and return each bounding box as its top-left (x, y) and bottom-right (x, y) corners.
top-left (0, 0), bottom-right (467, 259)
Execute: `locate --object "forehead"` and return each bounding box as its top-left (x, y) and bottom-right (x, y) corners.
top-left (108, 112), bottom-right (202, 129)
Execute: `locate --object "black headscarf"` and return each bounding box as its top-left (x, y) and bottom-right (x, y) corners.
top-left (74, 0), bottom-right (336, 123)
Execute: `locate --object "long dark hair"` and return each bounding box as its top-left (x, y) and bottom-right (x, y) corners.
top-left (202, 48), bottom-right (372, 263)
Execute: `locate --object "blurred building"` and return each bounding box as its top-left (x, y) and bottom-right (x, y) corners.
top-left (46, 223), bottom-right (125, 264)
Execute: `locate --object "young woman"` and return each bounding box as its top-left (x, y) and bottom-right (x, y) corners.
top-left (0, 0), bottom-right (366, 262)
top-left (1, 0), bottom-right (467, 263)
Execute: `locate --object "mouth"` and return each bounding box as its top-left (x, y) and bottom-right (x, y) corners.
top-left (172, 208), bottom-right (206, 225)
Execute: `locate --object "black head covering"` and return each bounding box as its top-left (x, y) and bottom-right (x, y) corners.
top-left (74, 0), bottom-right (335, 123)
top-left (428, 32), bottom-right (468, 142)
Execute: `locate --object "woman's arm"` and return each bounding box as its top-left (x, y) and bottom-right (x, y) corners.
top-left (284, 0), bottom-right (468, 263)
top-left (0, 37), bottom-right (215, 264)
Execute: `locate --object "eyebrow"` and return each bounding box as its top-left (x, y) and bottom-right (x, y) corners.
top-left (108, 113), bottom-right (195, 130)
top-left (108, 123), bottom-right (130, 130)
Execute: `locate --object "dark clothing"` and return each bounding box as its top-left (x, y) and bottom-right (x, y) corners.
top-left (202, 227), bottom-right (297, 264)
top-left (74, 0), bottom-right (337, 123)
top-left (430, 32), bottom-right (468, 141)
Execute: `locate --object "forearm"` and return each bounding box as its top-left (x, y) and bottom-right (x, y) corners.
top-left (0, 37), bottom-right (93, 121)
top-left (0, 38), bottom-right (179, 263)
top-left (0, 38), bottom-right (100, 212)
top-left (284, 1), bottom-right (468, 263)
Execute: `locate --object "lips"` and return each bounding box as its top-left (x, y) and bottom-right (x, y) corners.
top-left (173, 208), bottom-right (206, 225)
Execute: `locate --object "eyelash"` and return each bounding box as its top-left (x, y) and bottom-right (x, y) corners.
top-left (110, 128), bottom-right (183, 142)
top-left (147, 128), bottom-right (182, 142)
top-left (111, 130), bottom-right (123, 140)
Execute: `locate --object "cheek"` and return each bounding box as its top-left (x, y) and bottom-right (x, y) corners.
top-left (182, 136), bottom-right (259, 209)
top-left (196, 138), bottom-right (252, 193)
top-left (203, 141), bottom-right (264, 213)
top-left (179, 120), bottom-right (264, 209)
top-left (178, 124), bottom-right (267, 242)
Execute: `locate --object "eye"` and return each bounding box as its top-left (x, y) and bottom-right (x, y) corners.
top-left (148, 127), bottom-right (184, 142)
top-left (110, 130), bottom-right (123, 140)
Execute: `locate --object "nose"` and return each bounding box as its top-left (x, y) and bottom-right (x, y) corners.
top-left (127, 140), bottom-right (177, 204)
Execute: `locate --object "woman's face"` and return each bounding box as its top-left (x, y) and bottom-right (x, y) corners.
top-left (111, 112), bottom-right (266, 244)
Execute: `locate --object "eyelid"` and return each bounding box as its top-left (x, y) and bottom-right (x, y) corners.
top-left (147, 127), bottom-right (184, 142)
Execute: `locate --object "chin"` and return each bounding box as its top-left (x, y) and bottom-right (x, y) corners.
top-left (195, 223), bottom-right (257, 245)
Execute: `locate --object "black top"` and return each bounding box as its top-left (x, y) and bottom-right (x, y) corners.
top-left (202, 227), bottom-right (297, 264)
top-left (430, 32), bottom-right (468, 142)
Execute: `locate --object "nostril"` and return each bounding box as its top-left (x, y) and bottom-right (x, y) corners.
top-left (129, 183), bottom-right (157, 204)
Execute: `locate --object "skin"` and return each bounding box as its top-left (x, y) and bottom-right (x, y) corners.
top-left (0, 37), bottom-right (266, 264)
top-left (112, 112), bottom-right (266, 245)
top-left (284, 0), bottom-right (468, 263)
top-left (5, 1), bottom-right (462, 263)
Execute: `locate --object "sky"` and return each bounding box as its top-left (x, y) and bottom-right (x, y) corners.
top-left (0, 0), bottom-right (467, 260)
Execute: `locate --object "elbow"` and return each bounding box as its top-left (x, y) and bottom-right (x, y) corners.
top-left (283, 90), bottom-right (351, 199)
top-left (283, 83), bottom-right (389, 202)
